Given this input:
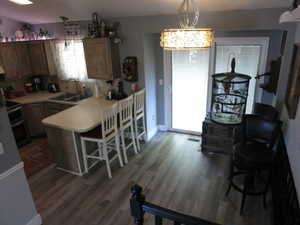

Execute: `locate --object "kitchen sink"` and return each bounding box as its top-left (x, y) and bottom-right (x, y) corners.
top-left (50, 93), bottom-right (90, 102)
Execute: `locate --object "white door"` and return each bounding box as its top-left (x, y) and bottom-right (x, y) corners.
top-left (207, 37), bottom-right (269, 114)
top-left (164, 49), bottom-right (210, 134)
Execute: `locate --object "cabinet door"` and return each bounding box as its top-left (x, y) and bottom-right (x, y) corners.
top-left (28, 41), bottom-right (49, 75)
top-left (83, 38), bottom-right (113, 80)
top-left (0, 43), bottom-right (18, 78)
top-left (16, 42), bottom-right (32, 77)
top-left (23, 103), bottom-right (45, 137)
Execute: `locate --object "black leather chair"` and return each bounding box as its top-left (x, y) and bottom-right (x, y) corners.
top-left (226, 114), bottom-right (282, 214)
top-left (254, 103), bottom-right (278, 121)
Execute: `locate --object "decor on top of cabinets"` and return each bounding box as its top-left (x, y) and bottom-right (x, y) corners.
top-left (210, 58), bottom-right (251, 125)
top-left (123, 56), bottom-right (138, 82)
top-left (160, 0), bottom-right (213, 50)
top-left (87, 12), bottom-right (106, 38)
top-left (285, 44), bottom-right (300, 119)
top-left (60, 16), bottom-right (81, 46)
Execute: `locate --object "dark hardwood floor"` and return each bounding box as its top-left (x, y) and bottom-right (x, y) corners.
top-left (28, 132), bottom-right (271, 225)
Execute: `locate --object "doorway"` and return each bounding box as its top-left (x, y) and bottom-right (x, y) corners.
top-left (164, 49), bottom-right (210, 134)
top-left (164, 37), bottom-right (269, 134)
top-left (208, 37), bottom-right (269, 114)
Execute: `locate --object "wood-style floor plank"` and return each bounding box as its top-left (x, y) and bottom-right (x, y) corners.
top-left (28, 132), bottom-right (271, 225)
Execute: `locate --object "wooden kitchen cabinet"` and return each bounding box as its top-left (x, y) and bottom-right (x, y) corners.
top-left (16, 42), bottom-right (32, 77)
top-left (0, 43), bottom-right (18, 78)
top-left (23, 103), bottom-right (46, 137)
top-left (28, 41), bottom-right (49, 75)
top-left (83, 38), bottom-right (121, 80)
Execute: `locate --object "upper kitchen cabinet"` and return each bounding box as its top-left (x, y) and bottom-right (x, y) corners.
top-left (15, 42), bottom-right (32, 77)
top-left (28, 40), bottom-right (56, 76)
top-left (0, 43), bottom-right (18, 78)
top-left (83, 38), bottom-right (121, 80)
top-left (28, 41), bottom-right (49, 75)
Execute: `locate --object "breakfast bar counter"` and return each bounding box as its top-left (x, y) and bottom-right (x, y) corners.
top-left (42, 96), bottom-right (117, 133)
top-left (42, 96), bottom-right (117, 176)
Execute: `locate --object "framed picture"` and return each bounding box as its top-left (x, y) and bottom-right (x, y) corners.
top-left (123, 57), bottom-right (138, 82)
top-left (285, 44), bottom-right (300, 119)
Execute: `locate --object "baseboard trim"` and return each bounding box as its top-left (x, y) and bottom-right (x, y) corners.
top-left (158, 125), bottom-right (168, 131)
top-left (147, 126), bottom-right (158, 141)
top-left (0, 161), bottom-right (24, 180)
top-left (26, 214), bottom-right (42, 225)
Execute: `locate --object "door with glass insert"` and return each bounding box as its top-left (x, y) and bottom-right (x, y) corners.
top-left (212, 38), bottom-right (269, 114)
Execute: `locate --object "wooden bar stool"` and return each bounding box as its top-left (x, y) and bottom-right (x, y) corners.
top-left (118, 95), bottom-right (138, 164)
top-left (80, 104), bottom-right (124, 179)
top-left (133, 89), bottom-right (147, 152)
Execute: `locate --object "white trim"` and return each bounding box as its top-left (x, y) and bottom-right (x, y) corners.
top-left (0, 162), bottom-right (24, 180)
top-left (56, 167), bottom-right (84, 176)
top-left (158, 124), bottom-right (168, 131)
top-left (26, 214), bottom-right (42, 225)
top-left (163, 50), bottom-right (172, 130)
top-left (147, 126), bottom-right (158, 141)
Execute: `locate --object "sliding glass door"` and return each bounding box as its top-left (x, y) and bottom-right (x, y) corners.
top-left (170, 50), bottom-right (210, 133)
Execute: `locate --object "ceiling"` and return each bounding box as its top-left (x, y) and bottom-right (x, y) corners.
top-left (0, 0), bottom-right (291, 24)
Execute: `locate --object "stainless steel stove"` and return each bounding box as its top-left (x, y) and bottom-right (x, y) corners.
top-left (5, 101), bottom-right (31, 148)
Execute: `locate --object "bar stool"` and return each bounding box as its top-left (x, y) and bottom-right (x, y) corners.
top-left (226, 114), bottom-right (281, 214)
top-left (253, 103), bottom-right (278, 121)
top-left (80, 104), bottom-right (124, 179)
top-left (133, 89), bottom-right (147, 152)
top-left (118, 95), bottom-right (138, 164)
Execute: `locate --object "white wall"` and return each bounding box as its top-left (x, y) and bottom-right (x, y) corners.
top-left (278, 23), bottom-right (300, 199)
top-left (0, 16), bottom-right (23, 38)
top-left (143, 34), bottom-right (158, 138)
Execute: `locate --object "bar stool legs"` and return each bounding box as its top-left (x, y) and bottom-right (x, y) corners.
top-left (134, 115), bottom-right (147, 152)
top-left (120, 123), bottom-right (138, 164)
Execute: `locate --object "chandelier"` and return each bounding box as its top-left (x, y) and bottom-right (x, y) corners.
top-left (160, 0), bottom-right (213, 50)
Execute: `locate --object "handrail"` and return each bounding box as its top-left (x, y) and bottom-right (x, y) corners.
top-left (130, 184), bottom-right (222, 225)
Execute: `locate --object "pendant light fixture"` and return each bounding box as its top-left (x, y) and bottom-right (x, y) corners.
top-left (160, 0), bottom-right (213, 50)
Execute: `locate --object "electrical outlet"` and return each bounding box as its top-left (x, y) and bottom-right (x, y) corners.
top-left (0, 142), bottom-right (4, 155)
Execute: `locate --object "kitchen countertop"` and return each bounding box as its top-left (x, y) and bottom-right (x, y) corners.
top-left (42, 97), bottom-right (117, 133)
top-left (9, 92), bottom-right (64, 104)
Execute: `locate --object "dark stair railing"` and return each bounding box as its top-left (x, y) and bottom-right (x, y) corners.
top-left (130, 185), bottom-right (221, 225)
top-left (271, 132), bottom-right (300, 225)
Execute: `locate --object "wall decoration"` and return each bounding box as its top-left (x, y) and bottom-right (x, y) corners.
top-left (285, 44), bottom-right (300, 119)
top-left (123, 57), bottom-right (138, 82)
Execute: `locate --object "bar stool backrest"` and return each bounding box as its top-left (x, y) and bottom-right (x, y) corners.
top-left (101, 103), bottom-right (118, 139)
top-left (134, 89), bottom-right (145, 117)
top-left (254, 103), bottom-right (278, 121)
top-left (243, 114), bottom-right (282, 149)
top-left (118, 95), bottom-right (134, 128)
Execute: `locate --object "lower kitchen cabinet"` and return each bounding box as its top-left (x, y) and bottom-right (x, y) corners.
top-left (23, 103), bottom-right (46, 137)
top-left (23, 102), bottom-right (73, 137)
